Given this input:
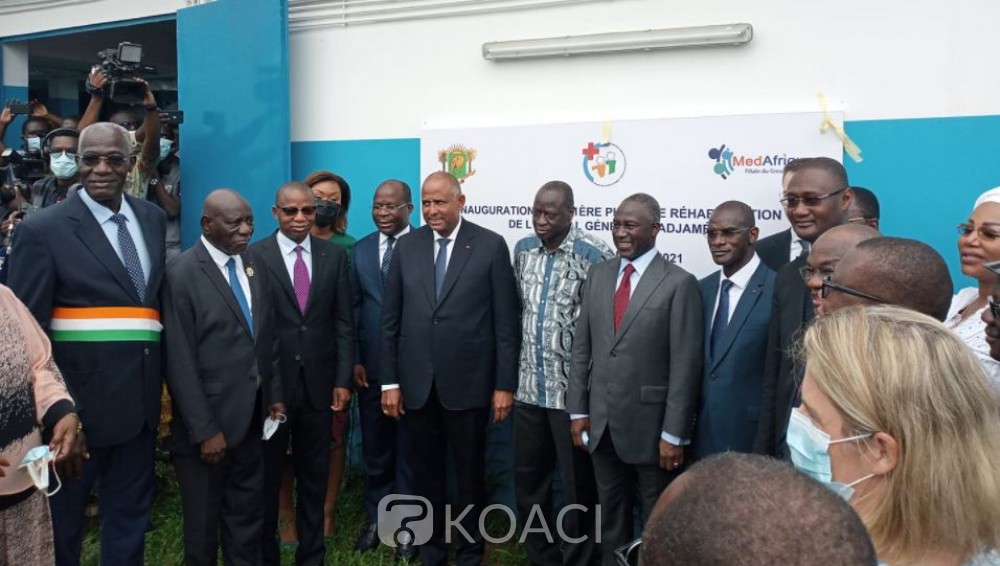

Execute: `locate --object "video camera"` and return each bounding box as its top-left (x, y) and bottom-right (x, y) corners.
top-left (96, 42), bottom-right (156, 104)
top-left (1, 148), bottom-right (46, 185)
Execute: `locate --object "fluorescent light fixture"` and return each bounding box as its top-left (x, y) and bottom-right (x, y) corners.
top-left (482, 23), bottom-right (753, 60)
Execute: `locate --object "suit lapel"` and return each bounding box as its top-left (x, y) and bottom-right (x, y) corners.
top-left (70, 197), bottom-right (142, 303)
top-left (260, 235), bottom-right (298, 311)
top-left (710, 263), bottom-right (768, 371)
top-left (702, 274), bottom-right (720, 361)
top-left (614, 254), bottom-right (667, 344)
top-left (196, 242), bottom-right (253, 340)
top-left (417, 228), bottom-right (437, 309)
top-left (306, 235), bottom-right (326, 315)
top-left (245, 252), bottom-right (263, 341)
top-left (435, 225), bottom-right (475, 308)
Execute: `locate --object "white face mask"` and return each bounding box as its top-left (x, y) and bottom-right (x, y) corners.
top-left (18, 445), bottom-right (61, 497)
top-left (49, 151), bottom-right (79, 179)
top-left (262, 413), bottom-right (287, 441)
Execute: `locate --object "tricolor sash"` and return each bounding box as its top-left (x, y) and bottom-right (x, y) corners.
top-left (50, 307), bottom-right (162, 342)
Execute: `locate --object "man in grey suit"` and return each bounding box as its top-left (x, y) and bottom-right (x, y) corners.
top-left (567, 193), bottom-right (703, 565)
top-left (163, 189), bottom-right (286, 566)
top-left (696, 201), bottom-right (775, 459)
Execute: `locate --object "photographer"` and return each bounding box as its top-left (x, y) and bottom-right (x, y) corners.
top-left (153, 120), bottom-right (180, 259)
top-left (0, 99), bottom-right (63, 158)
top-left (0, 178), bottom-right (29, 283)
top-left (78, 66), bottom-right (161, 201)
top-left (29, 128), bottom-right (81, 208)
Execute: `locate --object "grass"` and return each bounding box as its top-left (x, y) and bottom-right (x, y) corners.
top-left (80, 457), bottom-right (531, 565)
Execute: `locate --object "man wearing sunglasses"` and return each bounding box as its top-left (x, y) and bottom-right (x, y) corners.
top-left (251, 181), bottom-right (355, 565)
top-left (753, 157), bottom-right (853, 459)
top-left (7, 122), bottom-right (167, 565)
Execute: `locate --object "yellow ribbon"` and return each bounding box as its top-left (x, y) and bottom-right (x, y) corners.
top-left (601, 121), bottom-right (612, 144)
top-left (817, 93), bottom-right (863, 163)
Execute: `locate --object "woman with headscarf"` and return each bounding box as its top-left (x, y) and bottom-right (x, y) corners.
top-left (948, 186), bottom-right (1000, 388)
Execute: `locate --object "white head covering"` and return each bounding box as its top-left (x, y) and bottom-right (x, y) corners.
top-left (974, 187), bottom-right (1000, 209)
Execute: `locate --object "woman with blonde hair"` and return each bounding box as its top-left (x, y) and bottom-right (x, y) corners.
top-left (790, 305), bottom-right (1000, 565)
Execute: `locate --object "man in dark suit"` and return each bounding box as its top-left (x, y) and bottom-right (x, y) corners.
top-left (567, 193), bottom-right (703, 565)
top-left (753, 157), bottom-right (853, 458)
top-left (350, 179), bottom-right (418, 560)
top-left (251, 182), bottom-right (354, 566)
top-left (163, 189), bottom-right (286, 566)
top-left (696, 201), bottom-right (775, 458)
top-left (8, 122), bottom-right (166, 566)
top-left (380, 172), bottom-right (520, 566)
top-left (754, 159), bottom-right (808, 271)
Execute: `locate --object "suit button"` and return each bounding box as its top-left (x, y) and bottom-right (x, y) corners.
top-left (294, 354), bottom-right (301, 361)
top-left (711, 373), bottom-right (717, 380)
top-left (143, 347), bottom-right (150, 356)
top-left (610, 351), bottom-right (617, 358)
top-left (300, 325), bottom-right (307, 331)
top-left (433, 318), bottom-right (440, 325)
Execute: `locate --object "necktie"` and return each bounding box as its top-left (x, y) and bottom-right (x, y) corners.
top-left (381, 235), bottom-right (396, 283)
top-left (435, 238), bottom-right (450, 299)
top-left (110, 213), bottom-right (146, 302)
top-left (613, 263), bottom-right (636, 332)
top-left (797, 239), bottom-right (811, 260)
top-left (226, 257), bottom-right (253, 336)
top-left (293, 245), bottom-right (310, 314)
top-left (711, 279), bottom-right (734, 358)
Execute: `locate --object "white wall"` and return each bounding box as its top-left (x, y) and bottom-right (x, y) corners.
top-left (288, 0), bottom-right (1000, 140)
top-left (4, 0), bottom-right (998, 142)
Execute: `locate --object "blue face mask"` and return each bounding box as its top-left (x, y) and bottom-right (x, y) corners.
top-left (18, 445), bottom-right (61, 497)
top-left (158, 138), bottom-right (173, 162)
top-left (24, 136), bottom-right (42, 152)
top-left (49, 151), bottom-right (78, 179)
top-left (788, 408), bottom-right (874, 501)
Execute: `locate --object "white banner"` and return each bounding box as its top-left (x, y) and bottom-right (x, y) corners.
top-left (421, 112), bottom-right (843, 278)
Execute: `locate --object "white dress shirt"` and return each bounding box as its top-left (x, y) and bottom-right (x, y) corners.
top-left (573, 246), bottom-right (689, 446)
top-left (380, 225), bottom-right (411, 266)
top-left (276, 231), bottom-right (312, 282)
top-left (789, 238), bottom-right (810, 262)
top-left (711, 254), bottom-right (761, 323)
top-left (79, 189), bottom-right (151, 284)
top-left (201, 235), bottom-right (252, 311)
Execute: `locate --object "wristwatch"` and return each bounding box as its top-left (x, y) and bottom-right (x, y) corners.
top-left (148, 177), bottom-right (160, 187)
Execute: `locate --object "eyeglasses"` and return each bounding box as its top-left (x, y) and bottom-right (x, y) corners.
top-left (989, 296), bottom-right (1000, 321)
top-left (705, 227), bottom-right (749, 240)
top-left (78, 154), bottom-right (128, 168)
top-left (779, 188), bottom-right (846, 209)
top-left (820, 275), bottom-right (886, 303)
top-left (372, 203), bottom-right (410, 213)
top-left (612, 538), bottom-right (642, 566)
top-left (50, 151), bottom-right (76, 159)
top-left (278, 206), bottom-right (317, 216)
top-left (799, 265), bottom-right (836, 282)
top-left (118, 121), bottom-right (139, 130)
top-left (957, 223), bottom-right (1000, 242)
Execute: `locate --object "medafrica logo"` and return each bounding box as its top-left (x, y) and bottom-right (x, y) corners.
top-left (438, 144), bottom-right (477, 183)
top-left (708, 144), bottom-right (734, 179)
top-left (581, 141), bottom-right (626, 186)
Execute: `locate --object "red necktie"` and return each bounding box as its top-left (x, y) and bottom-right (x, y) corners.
top-left (614, 263), bottom-right (636, 332)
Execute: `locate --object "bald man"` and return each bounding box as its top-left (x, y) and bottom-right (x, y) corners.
top-left (823, 237), bottom-right (952, 321)
top-left (802, 224), bottom-right (881, 316)
top-left (163, 189), bottom-right (285, 566)
top-left (8, 122), bottom-right (167, 565)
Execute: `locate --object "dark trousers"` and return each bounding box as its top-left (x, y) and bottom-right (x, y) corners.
top-left (407, 389), bottom-right (488, 566)
top-left (51, 426), bottom-right (155, 566)
top-left (262, 372), bottom-right (332, 566)
top-left (173, 424), bottom-right (265, 566)
top-left (357, 377), bottom-right (416, 523)
top-left (514, 403), bottom-right (598, 566)
top-left (591, 432), bottom-right (676, 566)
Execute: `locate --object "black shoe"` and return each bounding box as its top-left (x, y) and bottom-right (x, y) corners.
top-left (395, 541), bottom-right (418, 563)
top-left (354, 523), bottom-right (380, 553)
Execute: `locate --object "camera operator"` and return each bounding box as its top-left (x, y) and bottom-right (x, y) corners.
top-left (29, 128), bottom-right (81, 208)
top-left (0, 178), bottom-right (30, 283)
top-left (0, 99), bottom-right (63, 158)
top-left (77, 68), bottom-right (160, 201)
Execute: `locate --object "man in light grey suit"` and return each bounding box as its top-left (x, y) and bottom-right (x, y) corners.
top-left (567, 193), bottom-right (704, 564)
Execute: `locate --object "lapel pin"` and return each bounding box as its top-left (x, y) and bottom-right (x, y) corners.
top-left (465, 245), bottom-right (471, 249)
top-left (245, 266), bottom-right (255, 278)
